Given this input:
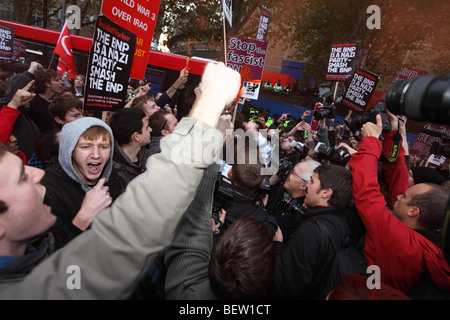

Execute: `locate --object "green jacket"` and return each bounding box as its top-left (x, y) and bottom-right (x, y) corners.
top-left (0, 118), bottom-right (221, 299)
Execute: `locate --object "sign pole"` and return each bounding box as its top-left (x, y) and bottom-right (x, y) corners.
top-left (333, 82), bottom-right (339, 104)
top-left (223, 11), bottom-right (227, 62)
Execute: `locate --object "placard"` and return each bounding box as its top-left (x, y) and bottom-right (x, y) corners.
top-left (84, 15), bottom-right (136, 111)
top-left (226, 37), bottom-right (268, 100)
top-left (12, 39), bottom-right (26, 61)
top-left (101, 0), bottom-right (161, 80)
top-left (0, 23), bottom-right (14, 59)
top-left (256, 7), bottom-right (270, 42)
top-left (325, 41), bottom-right (360, 81)
top-left (410, 123), bottom-right (450, 165)
top-left (222, 0), bottom-right (232, 27)
top-left (341, 68), bottom-right (380, 113)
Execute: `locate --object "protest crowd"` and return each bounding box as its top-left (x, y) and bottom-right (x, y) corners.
top-left (0, 54), bottom-right (450, 302)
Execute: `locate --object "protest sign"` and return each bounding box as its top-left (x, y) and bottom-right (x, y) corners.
top-left (410, 123), bottom-right (450, 166)
top-left (227, 36), bottom-right (268, 100)
top-left (0, 23), bottom-right (14, 59)
top-left (101, 0), bottom-right (161, 80)
top-left (378, 65), bottom-right (427, 103)
top-left (256, 7), bottom-right (270, 42)
top-left (84, 15), bottom-right (136, 111)
top-left (326, 41), bottom-right (360, 81)
top-left (356, 43), bottom-right (371, 69)
top-left (221, 0), bottom-right (232, 27)
top-left (12, 39), bottom-right (26, 61)
top-left (341, 68), bottom-right (380, 113)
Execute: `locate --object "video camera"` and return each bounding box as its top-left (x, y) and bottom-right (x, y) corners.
top-left (347, 103), bottom-right (391, 133)
top-left (313, 103), bottom-right (337, 120)
top-left (385, 72), bottom-right (450, 125)
top-left (211, 172), bottom-right (270, 223)
top-left (276, 196), bottom-right (307, 219)
top-left (277, 140), bottom-right (309, 180)
top-left (314, 142), bottom-right (351, 167)
top-left (421, 127), bottom-right (450, 158)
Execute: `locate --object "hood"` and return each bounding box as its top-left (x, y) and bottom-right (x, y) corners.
top-left (58, 117), bottom-right (114, 192)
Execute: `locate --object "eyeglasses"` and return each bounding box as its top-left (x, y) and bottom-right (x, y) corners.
top-left (290, 170), bottom-right (309, 184)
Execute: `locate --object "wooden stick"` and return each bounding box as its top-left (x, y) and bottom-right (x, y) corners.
top-left (333, 81), bottom-right (339, 103)
top-left (222, 11), bottom-right (227, 62)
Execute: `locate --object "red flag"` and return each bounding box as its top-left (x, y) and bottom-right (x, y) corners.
top-left (54, 21), bottom-right (77, 79)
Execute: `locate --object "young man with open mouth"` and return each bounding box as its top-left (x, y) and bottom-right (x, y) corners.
top-left (40, 117), bottom-right (124, 249)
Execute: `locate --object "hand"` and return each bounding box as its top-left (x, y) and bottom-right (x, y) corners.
top-left (273, 226), bottom-right (283, 242)
top-left (136, 84), bottom-right (151, 97)
top-left (337, 142), bottom-right (357, 156)
top-left (72, 178), bottom-right (112, 231)
top-left (190, 62), bottom-right (240, 128)
top-left (7, 81), bottom-right (35, 109)
top-left (361, 114), bottom-right (382, 138)
top-left (27, 61), bottom-right (43, 74)
top-left (296, 120), bottom-right (311, 131)
top-left (301, 110), bottom-right (312, 119)
top-left (174, 68), bottom-right (188, 89)
top-left (386, 110), bottom-right (400, 132)
top-left (211, 208), bottom-right (226, 234)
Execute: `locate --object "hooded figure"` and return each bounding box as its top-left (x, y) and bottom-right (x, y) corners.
top-left (41, 117), bottom-right (124, 249)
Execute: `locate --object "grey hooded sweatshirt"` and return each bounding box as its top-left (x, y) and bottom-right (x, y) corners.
top-left (41, 117), bottom-right (124, 249)
top-left (58, 117), bottom-right (115, 192)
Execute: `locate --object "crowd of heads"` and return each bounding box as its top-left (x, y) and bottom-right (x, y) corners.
top-left (1, 58), bottom-right (450, 301)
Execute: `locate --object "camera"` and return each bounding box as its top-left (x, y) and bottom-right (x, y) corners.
top-left (347, 103), bottom-right (391, 132)
top-left (277, 140), bottom-right (309, 180)
top-left (386, 73), bottom-right (450, 125)
top-left (212, 174), bottom-right (234, 223)
top-left (420, 127), bottom-right (450, 158)
top-left (211, 172), bottom-right (271, 222)
top-left (314, 142), bottom-right (351, 166)
top-left (430, 141), bottom-right (450, 158)
top-left (313, 103), bottom-right (336, 120)
top-left (277, 197), bottom-right (307, 218)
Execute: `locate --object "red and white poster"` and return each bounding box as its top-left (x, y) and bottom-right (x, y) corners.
top-left (227, 36), bottom-right (268, 100)
top-left (101, 0), bottom-right (161, 80)
top-left (410, 122), bottom-right (450, 166)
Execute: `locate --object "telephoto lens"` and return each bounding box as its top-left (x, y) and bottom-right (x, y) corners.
top-left (386, 73), bottom-right (450, 125)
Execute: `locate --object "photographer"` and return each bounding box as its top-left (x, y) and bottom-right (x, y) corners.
top-left (219, 135), bottom-right (278, 237)
top-left (274, 159), bottom-right (321, 241)
top-left (349, 112), bottom-right (450, 297)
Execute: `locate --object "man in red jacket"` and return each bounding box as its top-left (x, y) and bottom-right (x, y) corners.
top-left (349, 112), bottom-right (450, 296)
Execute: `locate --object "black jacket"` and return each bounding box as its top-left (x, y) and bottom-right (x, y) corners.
top-left (271, 206), bottom-right (365, 299)
top-left (112, 142), bottom-right (151, 190)
top-left (222, 187), bottom-right (278, 237)
top-left (42, 162), bottom-right (123, 249)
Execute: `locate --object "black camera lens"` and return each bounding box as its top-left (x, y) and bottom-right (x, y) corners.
top-left (347, 115), bottom-right (370, 132)
top-left (313, 105), bottom-right (336, 120)
top-left (386, 73), bottom-right (450, 125)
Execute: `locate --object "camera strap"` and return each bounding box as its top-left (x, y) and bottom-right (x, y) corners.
top-left (380, 128), bottom-right (402, 163)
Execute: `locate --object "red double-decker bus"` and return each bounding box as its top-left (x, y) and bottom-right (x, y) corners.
top-left (0, 19), bottom-right (210, 92)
